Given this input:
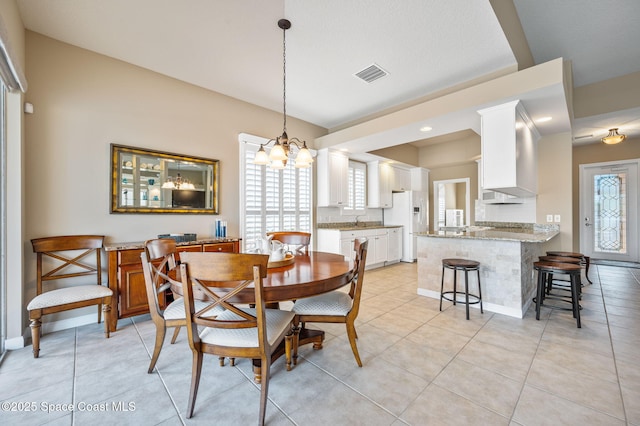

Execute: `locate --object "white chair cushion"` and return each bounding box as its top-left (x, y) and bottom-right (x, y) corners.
top-left (291, 291), bottom-right (353, 316)
top-left (27, 285), bottom-right (112, 310)
top-left (199, 308), bottom-right (294, 348)
top-left (163, 297), bottom-right (224, 320)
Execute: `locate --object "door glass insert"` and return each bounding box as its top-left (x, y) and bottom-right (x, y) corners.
top-left (593, 172), bottom-right (627, 254)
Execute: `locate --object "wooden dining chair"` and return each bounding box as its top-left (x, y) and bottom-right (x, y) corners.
top-left (141, 239), bottom-right (225, 373)
top-left (178, 252), bottom-right (295, 424)
top-left (291, 238), bottom-right (368, 366)
top-left (28, 235), bottom-right (112, 358)
top-left (267, 231), bottom-right (311, 253)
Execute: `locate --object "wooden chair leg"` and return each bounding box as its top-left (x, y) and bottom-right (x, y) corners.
top-left (345, 320), bottom-right (362, 367)
top-left (102, 301), bottom-right (111, 338)
top-left (30, 316), bottom-right (41, 359)
top-left (292, 325), bottom-right (300, 366)
top-left (217, 356), bottom-right (235, 367)
top-left (170, 326), bottom-right (181, 344)
top-left (292, 316), bottom-right (301, 364)
top-left (98, 303), bottom-right (102, 324)
top-left (186, 350), bottom-right (204, 419)
top-left (148, 324), bottom-right (166, 374)
top-left (285, 333), bottom-right (293, 371)
top-left (258, 355), bottom-right (270, 426)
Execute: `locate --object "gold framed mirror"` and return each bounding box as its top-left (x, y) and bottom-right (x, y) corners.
top-left (110, 144), bottom-right (219, 214)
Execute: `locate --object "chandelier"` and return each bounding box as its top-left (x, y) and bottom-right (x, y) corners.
top-left (253, 19), bottom-right (313, 169)
top-left (601, 128), bottom-right (626, 145)
top-left (162, 162), bottom-right (195, 190)
top-left (161, 173), bottom-right (195, 190)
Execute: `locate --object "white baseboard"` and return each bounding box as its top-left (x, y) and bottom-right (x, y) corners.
top-left (40, 313), bottom-right (102, 334)
top-left (416, 288), bottom-right (525, 318)
top-left (6, 313), bottom-right (103, 350)
top-left (5, 335), bottom-right (25, 350)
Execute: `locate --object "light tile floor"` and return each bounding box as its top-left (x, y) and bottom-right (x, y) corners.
top-left (1, 262), bottom-right (639, 425)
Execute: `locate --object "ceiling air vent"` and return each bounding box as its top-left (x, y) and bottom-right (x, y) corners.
top-left (355, 64), bottom-right (388, 83)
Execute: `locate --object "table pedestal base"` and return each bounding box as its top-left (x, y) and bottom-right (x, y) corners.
top-left (252, 327), bottom-right (324, 383)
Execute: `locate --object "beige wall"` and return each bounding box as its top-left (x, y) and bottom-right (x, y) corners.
top-left (537, 132), bottom-right (573, 250)
top-left (417, 136), bottom-right (480, 230)
top-left (21, 32), bottom-right (326, 329)
top-left (572, 136), bottom-right (640, 250)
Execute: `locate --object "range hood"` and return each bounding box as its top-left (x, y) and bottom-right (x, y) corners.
top-left (478, 100), bottom-right (540, 197)
top-left (481, 190), bottom-right (524, 204)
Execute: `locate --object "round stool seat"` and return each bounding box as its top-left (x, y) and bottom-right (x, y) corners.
top-left (442, 258), bottom-right (480, 270)
top-left (534, 261), bottom-right (582, 273)
top-left (533, 261), bottom-right (582, 328)
top-left (545, 251), bottom-right (592, 285)
top-left (546, 251), bottom-right (584, 259)
top-left (440, 258), bottom-right (482, 320)
top-left (538, 255), bottom-right (581, 264)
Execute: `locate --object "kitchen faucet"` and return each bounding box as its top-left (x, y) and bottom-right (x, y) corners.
top-left (355, 215), bottom-right (365, 227)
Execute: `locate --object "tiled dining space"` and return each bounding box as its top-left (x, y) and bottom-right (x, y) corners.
top-left (1, 261), bottom-right (639, 425)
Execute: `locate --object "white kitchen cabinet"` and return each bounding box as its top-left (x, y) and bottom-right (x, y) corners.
top-left (478, 100), bottom-right (540, 197)
top-left (317, 228), bottom-right (391, 269)
top-left (367, 161), bottom-right (393, 208)
top-left (317, 149), bottom-right (349, 207)
top-left (391, 167), bottom-right (411, 192)
top-left (411, 167), bottom-right (429, 192)
top-left (386, 227), bottom-right (402, 264)
top-left (362, 228), bottom-right (388, 267)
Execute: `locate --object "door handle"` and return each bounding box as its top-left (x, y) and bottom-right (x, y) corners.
top-left (585, 223), bottom-right (591, 227)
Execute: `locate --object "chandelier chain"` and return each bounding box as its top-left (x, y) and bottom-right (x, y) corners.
top-left (282, 23), bottom-right (287, 134)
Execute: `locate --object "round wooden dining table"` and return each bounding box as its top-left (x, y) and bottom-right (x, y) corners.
top-left (171, 250), bottom-right (353, 303)
top-left (170, 250), bottom-right (353, 381)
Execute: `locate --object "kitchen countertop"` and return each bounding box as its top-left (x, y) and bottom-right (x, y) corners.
top-left (318, 225), bottom-right (403, 231)
top-left (417, 227), bottom-right (558, 243)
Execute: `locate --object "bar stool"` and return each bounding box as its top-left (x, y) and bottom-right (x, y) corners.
top-left (546, 251), bottom-right (592, 284)
top-left (533, 261), bottom-right (582, 328)
top-left (439, 258), bottom-right (483, 320)
top-left (538, 255), bottom-right (582, 296)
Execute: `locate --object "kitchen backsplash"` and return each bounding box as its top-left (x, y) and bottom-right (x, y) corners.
top-left (316, 206), bottom-right (383, 226)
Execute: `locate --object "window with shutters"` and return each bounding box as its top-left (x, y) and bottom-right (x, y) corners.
top-left (343, 160), bottom-right (366, 214)
top-left (239, 134), bottom-right (312, 251)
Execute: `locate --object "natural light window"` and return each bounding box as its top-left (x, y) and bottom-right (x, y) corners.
top-left (239, 134), bottom-right (312, 250)
top-left (344, 160), bottom-right (366, 214)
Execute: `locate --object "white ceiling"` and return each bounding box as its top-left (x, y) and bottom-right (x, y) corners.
top-left (16, 0), bottom-right (640, 147)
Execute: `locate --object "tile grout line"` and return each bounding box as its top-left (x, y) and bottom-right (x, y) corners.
top-left (130, 317), bottom-right (187, 426)
top-left (598, 265), bottom-right (629, 425)
top-left (232, 362), bottom-right (301, 426)
top-left (71, 328), bottom-right (78, 426)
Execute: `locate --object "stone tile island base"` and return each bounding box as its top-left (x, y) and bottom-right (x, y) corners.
top-left (417, 232), bottom-right (558, 318)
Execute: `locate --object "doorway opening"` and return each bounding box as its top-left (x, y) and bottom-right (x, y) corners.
top-left (433, 178), bottom-right (470, 231)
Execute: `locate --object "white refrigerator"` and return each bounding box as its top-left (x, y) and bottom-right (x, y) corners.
top-left (383, 191), bottom-right (429, 262)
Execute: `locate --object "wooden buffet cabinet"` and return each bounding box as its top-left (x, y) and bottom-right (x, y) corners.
top-left (105, 238), bottom-right (241, 332)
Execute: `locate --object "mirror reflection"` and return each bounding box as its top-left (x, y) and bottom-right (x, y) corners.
top-left (110, 144), bottom-right (219, 214)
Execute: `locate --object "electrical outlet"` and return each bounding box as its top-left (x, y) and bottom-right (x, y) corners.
top-left (554, 214), bottom-right (561, 223)
top-left (546, 214), bottom-right (553, 223)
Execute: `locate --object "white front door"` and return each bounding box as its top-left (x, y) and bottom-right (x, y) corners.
top-left (580, 160), bottom-right (639, 262)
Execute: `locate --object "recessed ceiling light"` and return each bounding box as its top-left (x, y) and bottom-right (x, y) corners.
top-left (536, 116), bottom-right (552, 123)
top-left (420, 126), bottom-right (432, 132)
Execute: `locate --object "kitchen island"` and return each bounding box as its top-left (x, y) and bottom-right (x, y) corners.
top-left (416, 224), bottom-right (559, 318)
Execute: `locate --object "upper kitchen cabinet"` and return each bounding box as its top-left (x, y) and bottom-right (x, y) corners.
top-left (478, 100), bottom-right (540, 197)
top-left (411, 167), bottom-right (430, 192)
top-left (317, 148), bottom-right (349, 207)
top-left (391, 167), bottom-right (411, 192)
top-left (367, 160), bottom-right (393, 208)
